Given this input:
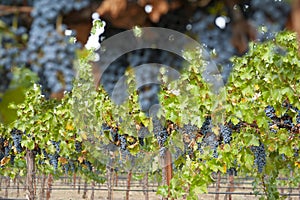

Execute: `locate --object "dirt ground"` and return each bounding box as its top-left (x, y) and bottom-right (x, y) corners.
top-left (0, 177), bottom-right (299, 200)
top-left (0, 189), bottom-right (261, 200)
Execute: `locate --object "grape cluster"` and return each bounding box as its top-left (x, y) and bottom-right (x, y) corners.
top-left (250, 0), bottom-right (290, 42)
top-left (11, 128), bottom-right (23, 153)
top-left (198, 133), bottom-right (219, 158)
top-left (48, 140), bottom-right (60, 169)
top-left (48, 153), bottom-right (59, 170)
top-left (26, 0), bottom-right (90, 96)
top-left (220, 124), bottom-right (232, 144)
top-left (84, 160), bottom-right (93, 171)
top-left (200, 117), bottom-right (212, 135)
top-left (119, 134), bottom-right (131, 161)
top-left (197, 117), bottom-right (219, 158)
top-left (191, 10), bottom-right (236, 81)
top-left (0, 0), bottom-right (89, 96)
top-left (281, 113), bottom-right (294, 129)
top-left (251, 142), bottom-right (266, 173)
top-left (265, 105), bottom-right (277, 120)
top-left (51, 141), bottom-right (61, 153)
top-left (265, 102), bottom-right (300, 133)
top-left (152, 117), bottom-right (168, 147)
top-left (182, 124), bottom-right (198, 136)
top-left (0, 27), bottom-right (27, 93)
top-left (75, 141), bottom-right (82, 153)
top-left (181, 124), bottom-right (198, 157)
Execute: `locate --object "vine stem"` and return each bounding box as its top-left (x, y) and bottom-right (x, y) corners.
top-left (261, 175), bottom-right (268, 198)
top-left (56, 14), bottom-right (64, 34)
top-left (0, 5), bottom-right (32, 16)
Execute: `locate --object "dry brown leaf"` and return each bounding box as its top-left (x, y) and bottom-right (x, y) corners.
top-left (58, 157), bottom-right (68, 165)
top-left (97, 0), bottom-right (127, 18)
top-left (231, 20), bottom-right (256, 54)
top-left (99, 2), bottom-right (149, 29)
top-left (148, 0), bottom-right (169, 23)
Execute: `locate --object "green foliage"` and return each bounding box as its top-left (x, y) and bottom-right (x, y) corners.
top-left (0, 30), bottom-right (299, 199)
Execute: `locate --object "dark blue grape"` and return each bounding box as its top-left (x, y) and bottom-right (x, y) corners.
top-left (251, 142), bottom-right (266, 173)
top-left (75, 141), bottom-right (82, 152)
top-left (48, 153), bottom-right (59, 169)
top-left (265, 105), bottom-right (277, 119)
top-left (11, 129), bottom-right (23, 153)
top-left (51, 140), bottom-right (60, 153)
top-left (220, 124), bottom-right (232, 144)
top-left (200, 117), bottom-right (212, 135)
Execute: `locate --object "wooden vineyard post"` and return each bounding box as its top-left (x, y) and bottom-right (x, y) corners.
top-left (25, 149), bottom-right (36, 200)
top-left (224, 174), bottom-right (234, 200)
top-left (114, 170), bottom-right (118, 187)
top-left (126, 170), bottom-right (132, 200)
top-left (161, 149), bottom-right (173, 200)
top-left (40, 174), bottom-right (46, 200)
top-left (46, 174), bottom-right (53, 200)
top-left (5, 176), bottom-right (9, 198)
top-left (73, 173), bottom-right (76, 189)
top-left (288, 171), bottom-right (293, 200)
top-left (82, 179), bottom-right (88, 199)
top-left (78, 176), bottom-right (81, 194)
top-left (153, 117), bottom-right (173, 200)
top-left (215, 171), bottom-right (221, 200)
top-left (143, 172), bottom-right (149, 200)
top-left (91, 180), bottom-right (95, 200)
top-left (107, 165), bottom-right (113, 200)
top-left (17, 176), bottom-right (20, 197)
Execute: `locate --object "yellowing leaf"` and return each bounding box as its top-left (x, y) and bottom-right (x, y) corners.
top-left (1, 157), bottom-right (10, 166)
top-left (223, 164), bottom-right (227, 173)
top-left (78, 156), bottom-right (85, 164)
top-left (81, 149), bottom-right (87, 155)
top-left (66, 123), bottom-right (74, 131)
top-left (295, 161), bottom-right (300, 168)
top-left (81, 133), bottom-right (87, 140)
